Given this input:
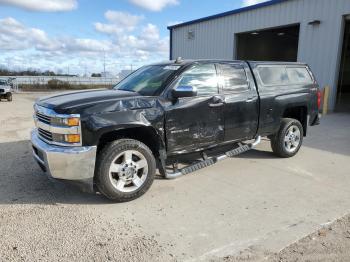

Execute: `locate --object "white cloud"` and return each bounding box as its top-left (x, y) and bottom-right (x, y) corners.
top-left (167, 21), bottom-right (183, 27)
top-left (242, 0), bottom-right (268, 7)
top-left (94, 11), bottom-right (169, 59)
top-left (0, 17), bottom-right (114, 53)
top-left (94, 10), bottom-right (143, 35)
top-left (0, 16), bottom-right (169, 75)
top-left (0, 0), bottom-right (77, 12)
top-left (128, 0), bottom-right (179, 11)
top-left (105, 22), bottom-right (169, 58)
top-left (0, 17), bottom-right (55, 50)
top-left (105, 10), bottom-right (143, 28)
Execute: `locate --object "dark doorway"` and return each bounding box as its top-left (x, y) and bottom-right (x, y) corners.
top-left (236, 24), bottom-right (300, 61)
top-left (336, 19), bottom-right (350, 112)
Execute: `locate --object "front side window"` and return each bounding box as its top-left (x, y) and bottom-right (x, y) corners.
top-left (258, 66), bottom-right (289, 86)
top-left (114, 65), bottom-right (178, 96)
top-left (219, 64), bottom-right (248, 92)
top-left (286, 67), bottom-right (313, 84)
top-left (175, 64), bottom-right (218, 95)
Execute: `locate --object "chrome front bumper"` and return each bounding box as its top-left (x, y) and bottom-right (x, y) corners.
top-left (31, 129), bottom-right (97, 183)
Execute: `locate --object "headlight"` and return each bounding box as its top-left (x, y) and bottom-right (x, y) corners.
top-left (51, 116), bottom-right (80, 127)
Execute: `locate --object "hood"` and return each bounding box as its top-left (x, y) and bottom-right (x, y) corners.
top-left (36, 89), bottom-right (140, 112)
top-left (0, 85), bottom-right (11, 90)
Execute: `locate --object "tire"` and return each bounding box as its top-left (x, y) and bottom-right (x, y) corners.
top-left (95, 139), bottom-right (156, 202)
top-left (270, 118), bottom-right (303, 158)
top-left (7, 93), bottom-right (12, 102)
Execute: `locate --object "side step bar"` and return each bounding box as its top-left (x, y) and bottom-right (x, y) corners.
top-left (165, 136), bottom-right (261, 179)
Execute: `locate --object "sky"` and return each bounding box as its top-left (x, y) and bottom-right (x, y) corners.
top-left (0, 0), bottom-right (268, 75)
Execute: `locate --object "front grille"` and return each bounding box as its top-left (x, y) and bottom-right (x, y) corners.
top-left (34, 104), bottom-right (81, 146)
top-left (38, 128), bottom-right (53, 142)
top-left (0, 89), bottom-right (4, 93)
top-left (36, 112), bottom-right (51, 125)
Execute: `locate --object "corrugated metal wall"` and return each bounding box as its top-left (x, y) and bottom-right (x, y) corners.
top-left (171, 0), bottom-right (350, 110)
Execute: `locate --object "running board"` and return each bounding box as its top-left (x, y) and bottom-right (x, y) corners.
top-left (165, 136), bottom-right (261, 179)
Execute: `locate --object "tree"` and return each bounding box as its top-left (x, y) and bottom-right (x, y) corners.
top-left (91, 73), bottom-right (102, 77)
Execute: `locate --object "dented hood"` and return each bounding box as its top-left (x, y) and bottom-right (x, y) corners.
top-left (36, 89), bottom-right (141, 112)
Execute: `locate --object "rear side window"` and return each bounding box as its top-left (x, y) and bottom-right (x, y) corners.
top-left (258, 66), bottom-right (289, 86)
top-left (219, 64), bottom-right (248, 92)
top-left (286, 67), bottom-right (313, 84)
top-left (176, 64), bottom-right (218, 95)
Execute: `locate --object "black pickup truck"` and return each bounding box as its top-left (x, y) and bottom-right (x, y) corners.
top-left (31, 59), bottom-right (321, 202)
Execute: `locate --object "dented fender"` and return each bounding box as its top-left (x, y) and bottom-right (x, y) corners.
top-left (82, 99), bottom-right (166, 148)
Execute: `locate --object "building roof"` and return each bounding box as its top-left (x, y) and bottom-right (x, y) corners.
top-left (167, 0), bottom-right (291, 30)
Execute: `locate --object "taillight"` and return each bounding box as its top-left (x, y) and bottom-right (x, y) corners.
top-left (316, 90), bottom-right (321, 109)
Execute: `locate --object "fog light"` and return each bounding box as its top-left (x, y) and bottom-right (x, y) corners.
top-left (65, 134), bottom-right (80, 143)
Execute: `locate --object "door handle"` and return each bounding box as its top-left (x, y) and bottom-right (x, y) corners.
top-left (246, 97), bottom-right (255, 103)
top-left (209, 102), bottom-right (224, 108)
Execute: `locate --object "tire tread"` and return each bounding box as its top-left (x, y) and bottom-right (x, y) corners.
top-left (95, 139), bottom-right (156, 202)
top-left (270, 118), bottom-right (303, 158)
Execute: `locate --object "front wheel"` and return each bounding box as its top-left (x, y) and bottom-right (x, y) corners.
top-left (95, 139), bottom-right (156, 202)
top-left (7, 93), bottom-right (12, 102)
top-left (270, 118), bottom-right (303, 158)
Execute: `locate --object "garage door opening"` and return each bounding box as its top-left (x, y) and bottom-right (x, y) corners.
top-left (336, 19), bottom-right (350, 112)
top-left (236, 24), bottom-right (300, 62)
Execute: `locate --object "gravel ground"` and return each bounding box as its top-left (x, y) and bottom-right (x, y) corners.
top-left (0, 92), bottom-right (350, 261)
top-left (0, 93), bottom-right (170, 262)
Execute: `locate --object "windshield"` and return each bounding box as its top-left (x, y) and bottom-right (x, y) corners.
top-left (114, 65), bottom-right (180, 96)
top-left (0, 80), bottom-right (7, 86)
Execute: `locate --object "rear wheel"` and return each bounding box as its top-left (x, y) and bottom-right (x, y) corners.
top-left (7, 93), bottom-right (12, 102)
top-left (270, 118), bottom-right (303, 158)
top-left (95, 139), bottom-right (156, 202)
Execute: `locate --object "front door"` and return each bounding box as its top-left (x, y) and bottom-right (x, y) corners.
top-left (164, 63), bottom-right (225, 154)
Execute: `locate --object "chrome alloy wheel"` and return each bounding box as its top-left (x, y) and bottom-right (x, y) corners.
top-left (284, 125), bottom-right (301, 153)
top-left (108, 150), bottom-right (148, 193)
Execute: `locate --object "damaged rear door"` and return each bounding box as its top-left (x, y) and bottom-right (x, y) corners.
top-left (164, 63), bottom-right (225, 154)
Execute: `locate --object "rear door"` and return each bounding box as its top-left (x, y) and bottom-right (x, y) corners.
top-left (164, 63), bottom-right (225, 154)
top-left (217, 62), bottom-right (259, 142)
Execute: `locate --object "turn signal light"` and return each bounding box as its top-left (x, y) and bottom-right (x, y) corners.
top-left (65, 134), bottom-right (81, 143)
top-left (67, 117), bottom-right (80, 126)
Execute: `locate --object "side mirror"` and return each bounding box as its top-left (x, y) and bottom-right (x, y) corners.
top-left (172, 85), bottom-right (197, 98)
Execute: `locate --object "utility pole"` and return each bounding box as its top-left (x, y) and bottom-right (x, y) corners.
top-left (6, 58), bottom-right (11, 71)
top-left (103, 49), bottom-right (106, 77)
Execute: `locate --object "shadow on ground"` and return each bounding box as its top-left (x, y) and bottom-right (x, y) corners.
top-left (0, 140), bottom-right (110, 205)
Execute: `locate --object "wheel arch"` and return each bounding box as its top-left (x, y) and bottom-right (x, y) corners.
top-left (282, 105), bottom-right (308, 136)
top-left (97, 125), bottom-right (165, 158)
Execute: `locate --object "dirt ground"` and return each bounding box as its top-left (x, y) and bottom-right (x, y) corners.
top-left (217, 214), bottom-right (350, 262)
top-left (0, 92), bottom-right (350, 261)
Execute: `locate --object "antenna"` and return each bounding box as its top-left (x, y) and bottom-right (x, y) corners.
top-left (175, 57), bottom-right (183, 64)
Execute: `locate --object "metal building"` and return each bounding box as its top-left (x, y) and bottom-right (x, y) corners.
top-left (168, 0), bottom-right (350, 111)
